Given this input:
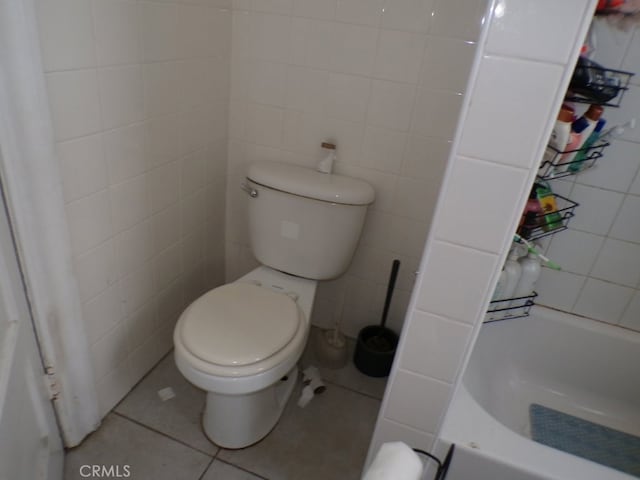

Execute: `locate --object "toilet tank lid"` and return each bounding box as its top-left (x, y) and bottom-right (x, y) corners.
top-left (247, 161), bottom-right (375, 206)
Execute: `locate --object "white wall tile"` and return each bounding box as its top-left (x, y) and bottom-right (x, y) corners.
top-left (91, 321), bottom-right (128, 380)
top-left (573, 278), bottom-right (634, 324)
top-left (103, 123), bottom-right (147, 186)
top-left (250, 13), bottom-right (292, 63)
top-left (143, 62), bottom-right (180, 117)
top-left (110, 175), bottom-right (151, 233)
top-left (569, 184), bottom-right (624, 236)
top-left (374, 30), bottom-right (426, 84)
top-left (252, 0), bottom-right (293, 15)
top-left (176, 4), bottom-right (215, 59)
top-left (459, 56), bottom-right (563, 169)
top-left (575, 139), bottom-right (640, 193)
top-left (400, 311), bottom-right (472, 382)
top-left (330, 23), bottom-right (378, 76)
top-left (411, 88), bottom-right (463, 139)
top-left (435, 157), bottom-right (529, 253)
top-left (621, 27), bottom-right (640, 79)
top-left (590, 17), bottom-right (634, 70)
top-left (486, 0), bottom-right (590, 64)
top-left (119, 261), bottom-right (155, 316)
top-left (245, 104), bottom-right (284, 147)
top-left (544, 229), bottom-right (604, 276)
top-left (152, 204), bottom-right (181, 255)
top-left (58, 134), bottom-right (108, 203)
top-left (83, 285), bottom-right (123, 345)
top-left (609, 194), bottom-right (640, 243)
top-left (292, 0), bottom-right (337, 20)
top-left (145, 114), bottom-right (182, 168)
top-left (35, 0), bottom-right (96, 72)
top-left (430, 0), bottom-right (485, 41)
top-left (124, 300), bottom-right (158, 352)
top-left (93, 0), bottom-right (140, 66)
top-left (248, 61), bottom-right (287, 107)
top-left (401, 135), bottom-right (450, 181)
top-left (114, 220), bottom-right (154, 279)
top-left (138, 2), bottom-right (179, 62)
top-left (326, 73), bottom-right (371, 123)
top-left (154, 243), bottom-right (182, 291)
top-left (380, 0), bottom-right (434, 33)
top-left (367, 80), bottom-right (416, 132)
top-left (46, 70), bottom-right (102, 141)
top-left (590, 238), bottom-right (640, 287)
top-left (181, 151), bottom-right (207, 197)
top-left (290, 18), bottom-right (333, 70)
top-left (416, 241), bottom-right (498, 323)
top-left (535, 268), bottom-right (585, 312)
top-left (360, 126), bottom-right (407, 173)
top-left (419, 36), bottom-right (476, 93)
top-left (66, 190), bottom-right (114, 255)
top-left (284, 66), bottom-right (328, 114)
top-left (392, 177), bottom-right (437, 222)
top-left (75, 240), bottom-right (118, 302)
top-left (336, 0), bottom-right (383, 26)
top-left (385, 370), bottom-right (451, 433)
top-left (604, 85), bottom-right (640, 143)
top-left (98, 65), bottom-right (144, 130)
top-left (149, 161), bottom-right (180, 214)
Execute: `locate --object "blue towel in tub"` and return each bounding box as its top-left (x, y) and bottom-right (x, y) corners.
top-left (529, 404), bottom-right (640, 477)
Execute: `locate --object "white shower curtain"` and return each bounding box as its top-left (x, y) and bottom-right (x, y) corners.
top-left (0, 0), bottom-right (99, 446)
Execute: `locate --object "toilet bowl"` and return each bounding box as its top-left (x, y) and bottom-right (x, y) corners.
top-left (174, 266), bottom-right (316, 448)
top-left (173, 160), bottom-right (374, 449)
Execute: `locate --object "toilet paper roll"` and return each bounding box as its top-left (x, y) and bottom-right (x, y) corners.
top-left (307, 377), bottom-right (326, 394)
top-left (363, 442), bottom-right (423, 480)
top-left (297, 385), bottom-right (315, 408)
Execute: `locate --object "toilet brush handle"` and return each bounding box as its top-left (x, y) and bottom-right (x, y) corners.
top-left (381, 259), bottom-right (400, 329)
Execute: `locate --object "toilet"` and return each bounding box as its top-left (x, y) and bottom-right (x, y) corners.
top-left (173, 160), bottom-right (374, 449)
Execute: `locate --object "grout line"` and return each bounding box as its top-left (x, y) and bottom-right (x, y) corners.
top-left (197, 457), bottom-right (216, 480)
top-left (212, 458), bottom-right (270, 480)
top-left (112, 410), bottom-right (217, 458)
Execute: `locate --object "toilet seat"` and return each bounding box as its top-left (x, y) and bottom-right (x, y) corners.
top-left (178, 283), bottom-right (300, 368)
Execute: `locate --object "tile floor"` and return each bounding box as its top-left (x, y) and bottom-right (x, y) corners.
top-left (64, 329), bottom-right (387, 480)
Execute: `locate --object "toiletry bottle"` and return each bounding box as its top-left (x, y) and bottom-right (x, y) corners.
top-left (518, 185), bottom-right (543, 239)
top-left (536, 183), bottom-right (562, 232)
top-left (543, 107), bottom-right (574, 169)
top-left (513, 250), bottom-right (541, 299)
top-left (491, 268), bottom-right (509, 301)
top-left (554, 128), bottom-right (582, 174)
top-left (560, 104), bottom-right (604, 172)
top-left (569, 117), bottom-right (606, 173)
top-left (502, 245), bottom-right (523, 300)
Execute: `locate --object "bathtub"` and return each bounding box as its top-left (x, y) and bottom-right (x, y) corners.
top-left (439, 306), bottom-right (640, 480)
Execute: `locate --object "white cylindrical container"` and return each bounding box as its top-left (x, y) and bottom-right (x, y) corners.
top-left (513, 251), bottom-right (541, 299)
top-left (502, 247), bottom-right (523, 300)
top-left (492, 268), bottom-right (509, 301)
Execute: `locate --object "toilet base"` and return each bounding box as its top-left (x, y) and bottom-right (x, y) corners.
top-left (202, 365), bottom-right (298, 449)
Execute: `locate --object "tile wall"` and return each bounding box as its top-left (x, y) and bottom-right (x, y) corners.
top-left (35, 0), bottom-right (231, 416)
top-left (536, 18), bottom-right (640, 331)
top-left (225, 0), bottom-right (486, 338)
top-left (368, 0), bottom-right (597, 464)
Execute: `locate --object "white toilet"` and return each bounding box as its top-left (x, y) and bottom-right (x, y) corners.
top-left (173, 160), bottom-right (374, 449)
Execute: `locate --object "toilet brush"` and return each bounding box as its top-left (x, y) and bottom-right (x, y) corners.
top-left (313, 320), bottom-right (349, 369)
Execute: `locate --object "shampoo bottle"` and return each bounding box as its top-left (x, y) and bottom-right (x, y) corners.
top-left (543, 107), bottom-right (574, 167)
top-left (513, 250), bottom-right (542, 299)
top-left (502, 246), bottom-right (524, 300)
top-left (569, 117), bottom-right (606, 173)
top-left (559, 104), bottom-right (604, 172)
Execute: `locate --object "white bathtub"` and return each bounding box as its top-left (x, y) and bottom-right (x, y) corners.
top-left (439, 306), bottom-right (640, 480)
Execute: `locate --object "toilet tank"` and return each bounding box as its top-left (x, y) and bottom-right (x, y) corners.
top-left (245, 161), bottom-right (375, 280)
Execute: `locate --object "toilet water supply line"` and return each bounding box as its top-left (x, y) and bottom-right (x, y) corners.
top-left (513, 233), bottom-right (561, 271)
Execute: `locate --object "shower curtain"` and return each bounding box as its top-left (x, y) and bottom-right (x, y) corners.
top-left (0, 0), bottom-right (99, 446)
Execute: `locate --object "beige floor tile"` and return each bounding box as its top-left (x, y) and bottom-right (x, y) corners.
top-left (202, 460), bottom-right (264, 479)
top-left (115, 353), bottom-right (217, 455)
top-left (218, 383), bottom-right (380, 480)
top-left (301, 327), bottom-right (388, 400)
top-left (64, 413), bottom-right (211, 480)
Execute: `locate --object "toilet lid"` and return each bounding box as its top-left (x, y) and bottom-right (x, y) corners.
top-left (179, 283), bottom-right (300, 367)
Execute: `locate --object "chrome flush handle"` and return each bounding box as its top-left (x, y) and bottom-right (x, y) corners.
top-left (241, 182), bottom-right (258, 198)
